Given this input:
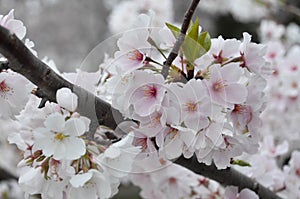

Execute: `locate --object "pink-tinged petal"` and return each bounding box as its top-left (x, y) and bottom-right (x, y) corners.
top-left (221, 63), bottom-right (243, 83)
top-left (133, 97), bottom-right (158, 117)
top-left (224, 186), bottom-right (239, 199)
top-left (205, 123), bottom-right (224, 147)
top-left (213, 150), bottom-right (232, 169)
top-left (64, 118), bottom-right (86, 136)
top-left (184, 114), bottom-right (209, 131)
top-left (44, 113), bottom-right (65, 132)
top-left (164, 137), bottom-right (183, 159)
top-left (223, 84), bottom-right (248, 104)
top-left (239, 189), bottom-right (259, 199)
top-left (209, 65), bottom-right (222, 83)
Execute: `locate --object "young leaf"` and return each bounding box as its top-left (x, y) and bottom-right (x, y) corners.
top-left (198, 31), bottom-right (211, 52)
top-left (231, 159), bottom-right (251, 167)
top-left (165, 22), bottom-right (180, 38)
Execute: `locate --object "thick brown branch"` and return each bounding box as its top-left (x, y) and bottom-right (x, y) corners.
top-left (175, 156), bottom-right (283, 199)
top-left (0, 26), bottom-right (122, 137)
top-left (161, 0), bottom-right (200, 78)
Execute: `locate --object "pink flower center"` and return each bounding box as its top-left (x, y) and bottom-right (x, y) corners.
top-left (185, 101), bottom-right (197, 112)
top-left (169, 177), bottom-right (177, 184)
top-left (0, 80), bottom-right (13, 99)
top-left (295, 168), bottom-right (300, 176)
top-left (213, 79), bottom-right (227, 91)
top-left (133, 137), bottom-right (148, 151)
top-left (291, 65), bottom-right (298, 71)
top-left (128, 49), bottom-right (144, 62)
top-left (143, 84), bottom-right (157, 99)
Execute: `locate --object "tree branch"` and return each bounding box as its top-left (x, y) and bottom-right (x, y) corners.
top-left (0, 11), bottom-right (281, 198)
top-left (0, 26), bottom-right (123, 137)
top-left (175, 156), bottom-right (283, 199)
top-left (161, 0), bottom-right (200, 79)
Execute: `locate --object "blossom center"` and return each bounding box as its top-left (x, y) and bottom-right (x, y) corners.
top-left (128, 49), bottom-right (144, 62)
top-left (143, 84), bottom-right (157, 99)
top-left (54, 133), bottom-right (67, 141)
top-left (185, 101), bottom-right (197, 112)
top-left (0, 80), bottom-right (13, 99)
top-left (213, 79), bottom-right (227, 91)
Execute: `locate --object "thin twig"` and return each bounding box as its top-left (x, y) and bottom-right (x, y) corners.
top-left (175, 156), bottom-right (283, 199)
top-left (161, 0), bottom-right (201, 79)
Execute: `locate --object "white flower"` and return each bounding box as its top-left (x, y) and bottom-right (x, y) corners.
top-left (0, 9), bottom-right (26, 39)
top-left (97, 133), bottom-right (141, 178)
top-left (56, 87), bottom-right (78, 112)
top-left (0, 71), bottom-right (33, 118)
top-left (33, 112), bottom-right (89, 160)
top-left (69, 169), bottom-right (112, 199)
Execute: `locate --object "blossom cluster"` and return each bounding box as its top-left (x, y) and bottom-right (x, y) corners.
top-left (2, 5), bottom-right (299, 199)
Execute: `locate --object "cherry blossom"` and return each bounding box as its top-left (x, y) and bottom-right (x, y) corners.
top-left (0, 9), bottom-right (26, 39)
top-left (33, 112), bottom-right (89, 160)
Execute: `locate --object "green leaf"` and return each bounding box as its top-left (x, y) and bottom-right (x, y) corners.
top-left (231, 159), bottom-right (251, 167)
top-left (187, 18), bottom-right (199, 42)
top-left (198, 31), bottom-right (211, 52)
top-left (165, 22), bottom-right (180, 38)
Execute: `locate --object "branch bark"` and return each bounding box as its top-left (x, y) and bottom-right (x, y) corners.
top-left (0, 26), bottom-right (123, 137)
top-left (161, 0), bottom-right (200, 78)
top-left (175, 156), bottom-right (283, 199)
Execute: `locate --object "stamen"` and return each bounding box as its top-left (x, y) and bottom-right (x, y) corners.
top-left (143, 84), bottom-right (157, 98)
top-left (128, 49), bottom-right (144, 62)
top-left (0, 80), bottom-right (13, 99)
top-left (213, 79), bottom-right (227, 91)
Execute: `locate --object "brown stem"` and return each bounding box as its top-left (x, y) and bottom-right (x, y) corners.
top-left (161, 0), bottom-right (201, 79)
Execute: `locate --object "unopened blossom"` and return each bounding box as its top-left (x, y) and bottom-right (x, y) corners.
top-left (56, 87), bottom-right (78, 112)
top-left (33, 112), bottom-right (89, 160)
